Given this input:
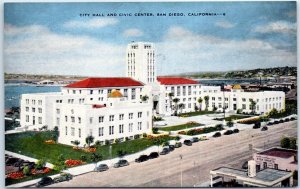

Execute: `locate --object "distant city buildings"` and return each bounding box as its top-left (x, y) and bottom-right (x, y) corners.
top-left (20, 42), bottom-right (285, 146)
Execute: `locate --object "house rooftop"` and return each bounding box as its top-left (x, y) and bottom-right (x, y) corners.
top-left (65, 77), bottom-right (144, 88)
top-left (257, 147), bottom-right (297, 159)
top-left (157, 77), bottom-right (199, 85)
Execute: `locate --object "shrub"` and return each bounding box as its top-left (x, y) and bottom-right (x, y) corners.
top-left (178, 131), bottom-right (187, 135)
top-left (35, 159), bottom-right (46, 170)
top-left (95, 140), bottom-right (101, 146)
top-left (115, 138), bottom-right (120, 144)
top-left (125, 137), bottom-right (130, 141)
top-left (284, 118), bottom-right (290, 122)
top-left (105, 140), bottom-right (110, 145)
top-left (237, 109), bottom-right (242, 114)
top-left (280, 137), bottom-right (291, 148)
top-left (226, 121), bottom-right (234, 127)
top-left (290, 137), bottom-right (297, 150)
top-left (175, 136), bottom-right (181, 141)
top-left (80, 155), bottom-right (87, 162)
top-left (152, 128), bottom-right (159, 134)
top-left (23, 166), bottom-right (30, 176)
top-left (134, 134), bottom-right (140, 139)
top-left (143, 133), bottom-right (147, 138)
top-left (58, 154), bottom-right (65, 162)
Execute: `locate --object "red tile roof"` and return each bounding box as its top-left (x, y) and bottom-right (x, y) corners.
top-left (258, 148), bottom-right (297, 159)
top-left (65, 77), bottom-right (144, 88)
top-left (157, 77), bottom-right (199, 85)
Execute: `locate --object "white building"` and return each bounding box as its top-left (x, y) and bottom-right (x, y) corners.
top-left (19, 41), bottom-right (285, 146)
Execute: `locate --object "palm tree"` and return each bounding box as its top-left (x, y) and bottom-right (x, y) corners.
top-left (168, 93), bottom-right (174, 112)
top-left (204, 96), bottom-right (209, 111)
top-left (178, 103), bottom-right (184, 114)
top-left (85, 135), bottom-right (94, 147)
top-left (141, 95), bottom-right (149, 102)
top-left (172, 98), bottom-right (180, 116)
top-left (197, 97), bottom-right (203, 111)
top-left (249, 99), bottom-right (257, 114)
top-left (73, 140), bottom-right (80, 148)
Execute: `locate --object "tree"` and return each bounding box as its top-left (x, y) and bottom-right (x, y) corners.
top-left (85, 135), bottom-right (95, 147)
top-left (197, 97), bottom-right (203, 111)
top-left (35, 159), bottom-right (46, 170)
top-left (226, 121), bottom-right (234, 127)
top-left (172, 98), bottom-right (180, 115)
top-left (152, 127), bottom-right (159, 134)
top-left (73, 140), bottom-right (80, 147)
top-left (290, 137), bottom-right (297, 150)
top-left (268, 108), bottom-right (279, 118)
top-left (204, 96), bottom-right (209, 111)
top-left (168, 93), bottom-right (174, 112)
top-left (52, 126), bottom-right (59, 142)
top-left (90, 153), bottom-right (102, 169)
top-left (23, 166), bottom-right (30, 176)
top-left (249, 99), bottom-right (257, 114)
top-left (178, 103), bottom-right (184, 114)
top-left (280, 137), bottom-right (291, 148)
top-left (141, 95), bottom-right (149, 102)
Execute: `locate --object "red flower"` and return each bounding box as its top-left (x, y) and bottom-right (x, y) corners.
top-left (7, 172), bottom-right (24, 179)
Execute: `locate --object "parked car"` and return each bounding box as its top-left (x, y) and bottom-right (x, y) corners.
top-left (224, 130), bottom-right (233, 135)
top-left (279, 119), bottom-right (284, 123)
top-left (53, 173), bottom-right (73, 183)
top-left (192, 137), bottom-right (199, 142)
top-left (183, 140), bottom-right (192, 146)
top-left (284, 118), bottom-right (290, 122)
top-left (94, 164), bottom-right (109, 172)
top-left (135, 155), bottom-right (149, 163)
top-left (168, 145), bottom-right (175, 151)
top-left (6, 158), bottom-right (20, 166)
top-left (290, 117), bottom-right (296, 121)
top-left (114, 160), bottom-right (129, 168)
top-left (174, 142), bottom-right (182, 148)
top-left (212, 132), bottom-right (221, 137)
top-left (35, 176), bottom-right (54, 187)
top-left (267, 122), bottom-right (273, 126)
top-left (273, 121), bottom-right (279, 124)
top-left (233, 129), bottom-right (239, 133)
top-left (148, 152), bottom-right (159, 159)
top-left (261, 126), bottom-right (268, 131)
top-left (160, 148), bottom-right (170, 155)
top-left (199, 136), bottom-right (208, 141)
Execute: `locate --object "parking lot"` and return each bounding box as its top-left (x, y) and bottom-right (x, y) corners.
top-left (48, 121), bottom-right (297, 187)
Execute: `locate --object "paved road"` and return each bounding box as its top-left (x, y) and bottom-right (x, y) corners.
top-left (49, 121), bottom-right (297, 187)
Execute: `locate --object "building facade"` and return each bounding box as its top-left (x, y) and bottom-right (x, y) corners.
top-left (19, 41), bottom-right (286, 146)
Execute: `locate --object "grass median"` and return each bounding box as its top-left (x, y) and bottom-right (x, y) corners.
top-left (158, 122), bottom-right (204, 132)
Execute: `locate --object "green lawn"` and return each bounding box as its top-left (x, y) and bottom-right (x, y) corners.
top-left (213, 115), bottom-right (251, 121)
top-left (5, 131), bottom-right (174, 165)
top-left (177, 111), bottom-right (215, 117)
top-left (158, 123), bottom-right (204, 132)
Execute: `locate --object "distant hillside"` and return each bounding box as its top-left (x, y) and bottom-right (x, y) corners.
top-left (172, 66), bottom-right (297, 79)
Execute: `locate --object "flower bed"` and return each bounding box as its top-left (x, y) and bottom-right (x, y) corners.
top-left (65, 159), bottom-right (85, 167)
top-left (178, 125), bottom-right (224, 136)
top-left (238, 117), bottom-right (260, 124)
top-left (83, 147), bottom-right (96, 153)
top-left (31, 167), bottom-right (51, 175)
top-left (7, 171), bottom-right (24, 179)
top-left (45, 140), bottom-right (55, 144)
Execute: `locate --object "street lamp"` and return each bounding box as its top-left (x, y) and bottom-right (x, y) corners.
top-left (179, 154), bottom-right (183, 187)
top-left (109, 145), bottom-right (112, 166)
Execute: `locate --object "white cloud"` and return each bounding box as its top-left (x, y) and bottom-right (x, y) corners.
top-left (4, 24), bottom-right (125, 76)
top-left (215, 21), bottom-right (236, 29)
top-left (254, 21), bottom-right (296, 34)
top-left (155, 26), bottom-right (296, 75)
top-left (122, 28), bottom-right (144, 37)
top-left (63, 18), bottom-right (119, 29)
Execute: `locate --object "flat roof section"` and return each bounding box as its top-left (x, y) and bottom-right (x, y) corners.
top-left (257, 147), bottom-right (297, 159)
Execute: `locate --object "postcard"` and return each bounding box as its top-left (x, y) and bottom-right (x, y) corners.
top-left (4, 1), bottom-right (297, 188)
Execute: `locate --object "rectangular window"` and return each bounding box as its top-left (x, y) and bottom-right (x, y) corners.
top-left (38, 100), bottom-right (42, 105)
top-left (65, 126), bottom-right (68, 135)
top-left (99, 127), bottom-right (104, 136)
top-left (124, 89), bottom-right (128, 96)
top-left (225, 98), bottom-right (228, 101)
top-left (129, 123), bottom-right (133, 132)
top-left (233, 98), bottom-right (237, 101)
top-left (119, 124), bottom-right (124, 133)
top-left (71, 127), bottom-right (75, 136)
top-left (71, 116), bottom-right (75, 123)
top-left (263, 162), bottom-right (267, 169)
top-left (242, 104), bottom-right (246, 109)
top-left (109, 126), bottom-right (114, 135)
top-left (131, 88), bottom-right (136, 100)
top-left (73, 90), bottom-right (76, 94)
top-left (89, 117), bottom-right (93, 124)
top-left (38, 108), bottom-right (42, 113)
top-left (56, 109), bottom-right (60, 114)
top-left (212, 97), bottom-right (215, 101)
top-left (65, 116), bottom-right (68, 122)
top-left (56, 118), bottom-right (60, 126)
top-left (109, 115), bottom-right (114, 121)
top-left (26, 115), bottom-right (29, 122)
top-left (78, 117), bottom-right (81, 124)
top-left (138, 122), bottom-right (142, 130)
top-left (26, 99), bottom-right (29, 104)
top-left (32, 108), bottom-right (35, 112)
top-left (138, 112), bottom-right (142, 118)
top-left (79, 128), bottom-right (81, 138)
top-left (119, 114), bottom-right (124, 120)
top-left (242, 98), bottom-right (246, 102)
top-left (32, 100), bottom-right (36, 105)
top-left (99, 116), bottom-right (104, 123)
top-left (274, 164), bottom-right (278, 170)
top-left (129, 113), bottom-right (133, 119)
top-left (218, 97), bottom-right (222, 101)
top-left (26, 107), bottom-right (29, 112)
top-left (90, 90), bottom-right (93, 94)
top-left (38, 117), bottom-right (42, 124)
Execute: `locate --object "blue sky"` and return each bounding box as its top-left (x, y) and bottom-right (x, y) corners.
top-left (4, 2), bottom-right (297, 76)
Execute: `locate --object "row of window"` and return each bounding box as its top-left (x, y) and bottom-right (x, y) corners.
top-left (65, 122), bottom-right (146, 137)
top-left (25, 115), bottom-right (42, 124)
top-left (25, 99), bottom-right (43, 105)
top-left (25, 107), bottom-right (42, 113)
top-left (66, 88), bottom-right (142, 95)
